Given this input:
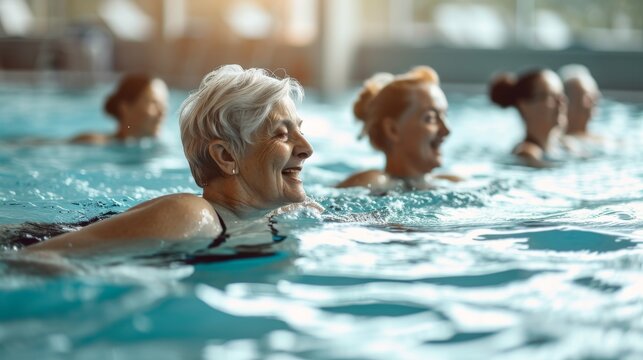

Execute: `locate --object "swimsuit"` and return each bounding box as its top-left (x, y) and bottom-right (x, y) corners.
top-left (207, 211), bottom-right (230, 248)
top-left (183, 213), bottom-right (286, 265)
top-left (207, 211), bottom-right (286, 248)
top-left (5, 210), bottom-right (286, 266)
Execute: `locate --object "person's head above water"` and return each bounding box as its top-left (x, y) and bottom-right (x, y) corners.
top-left (489, 68), bottom-right (567, 164)
top-left (558, 64), bottom-right (600, 136)
top-left (23, 65), bottom-right (317, 257)
top-left (180, 64), bottom-right (314, 210)
top-left (354, 66), bottom-right (450, 176)
top-left (70, 73), bottom-right (169, 144)
top-left (104, 74), bottom-right (169, 140)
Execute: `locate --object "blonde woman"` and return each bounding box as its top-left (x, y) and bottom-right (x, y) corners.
top-left (338, 66), bottom-right (456, 192)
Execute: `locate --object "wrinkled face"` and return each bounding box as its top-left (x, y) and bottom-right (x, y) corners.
top-left (237, 98), bottom-right (314, 209)
top-left (519, 71), bottom-right (567, 134)
top-left (394, 83), bottom-right (450, 174)
top-left (121, 79), bottom-right (168, 137)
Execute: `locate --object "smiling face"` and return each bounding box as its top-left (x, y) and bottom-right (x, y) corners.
top-left (120, 79), bottom-right (168, 138)
top-left (236, 98), bottom-right (314, 209)
top-left (390, 83), bottom-right (450, 175)
top-left (518, 71), bottom-right (567, 135)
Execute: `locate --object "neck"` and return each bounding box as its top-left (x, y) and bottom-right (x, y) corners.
top-left (565, 119), bottom-right (588, 135)
top-left (384, 152), bottom-right (433, 179)
top-left (523, 120), bottom-right (553, 150)
top-left (202, 177), bottom-right (271, 221)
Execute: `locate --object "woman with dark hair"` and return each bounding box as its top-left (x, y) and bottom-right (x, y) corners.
top-left (71, 74), bottom-right (168, 144)
top-left (489, 69), bottom-right (567, 167)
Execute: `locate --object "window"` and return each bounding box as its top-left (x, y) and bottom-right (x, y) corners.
top-left (357, 0), bottom-right (643, 51)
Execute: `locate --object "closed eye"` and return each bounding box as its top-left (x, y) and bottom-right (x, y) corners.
top-left (424, 112), bottom-right (438, 123)
top-left (425, 109), bottom-right (447, 122)
top-left (272, 118), bottom-right (304, 140)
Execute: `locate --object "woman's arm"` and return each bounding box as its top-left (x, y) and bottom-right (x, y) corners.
top-left (69, 133), bottom-right (111, 145)
top-left (23, 194), bottom-right (222, 257)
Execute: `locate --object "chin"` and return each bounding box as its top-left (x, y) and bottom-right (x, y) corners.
top-left (425, 158), bottom-right (441, 172)
top-left (281, 189), bottom-right (307, 205)
top-left (294, 189), bottom-right (308, 202)
top-left (288, 193), bottom-right (307, 204)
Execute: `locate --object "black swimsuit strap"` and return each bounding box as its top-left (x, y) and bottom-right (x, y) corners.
top-left (207, 211), bottom-right (229, 248)
top-left (268, 215), bottom-right (287, 242)
top-left (206, 213), bottom-right (287, 249)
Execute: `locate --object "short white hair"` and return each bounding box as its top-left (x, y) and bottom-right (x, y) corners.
top-left (558, 64), bottom-right (598, 95)
top-left (179, 65), bottom-right (304, 186)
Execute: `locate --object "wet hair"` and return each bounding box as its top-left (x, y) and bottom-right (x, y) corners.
top-left (354, 66), bottom-right (440, 151)
top-left (179, 65), bottom-right (303, 187)
top-left (104, 74), bottom-right (154, 120)
top-left (489, 69), bottom-right (545, 108)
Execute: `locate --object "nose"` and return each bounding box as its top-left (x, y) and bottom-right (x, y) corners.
top-left (557, 94), bottom-right (568, 114)
top-left (439, 117), bottom-right (450, 138)
top-left (294, 131), bottom-right (314, 160)
top-left (157, 103), bottom-right (167, 119)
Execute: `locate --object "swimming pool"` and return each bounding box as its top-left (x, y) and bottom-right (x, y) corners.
top-left (1, 82), bottom-right (642, 359)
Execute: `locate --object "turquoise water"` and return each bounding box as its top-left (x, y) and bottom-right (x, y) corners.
top-left (0, 83), bottom-right (642, 359)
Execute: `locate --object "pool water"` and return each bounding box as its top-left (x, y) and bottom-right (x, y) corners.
top-left (0, 83), bottom-right (642, 359)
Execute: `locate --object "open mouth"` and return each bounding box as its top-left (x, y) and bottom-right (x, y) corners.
top-left (282, 166), bottom-right (302, 182)
top-left (430, 139), bottom-right (443, 154)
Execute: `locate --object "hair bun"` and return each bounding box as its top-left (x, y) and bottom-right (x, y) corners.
top-left (406, 66), bottom-right (439, 84)
top-left (104, 94), bottom-right (119, 117)
top-left (353, 72), bottom-right (394, 121)
top-left (489, 73), bottom-right (517, 108)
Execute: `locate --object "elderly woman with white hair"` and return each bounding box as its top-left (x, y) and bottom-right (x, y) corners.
top-left (22, 65), bottom-right (315, 256)
top-left (558, 64), bottom-right (601, 138)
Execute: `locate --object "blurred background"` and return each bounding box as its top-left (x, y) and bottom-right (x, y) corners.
top-left (1, 0), bottom-right (642, 98)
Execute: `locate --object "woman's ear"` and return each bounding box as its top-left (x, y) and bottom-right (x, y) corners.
top-left (208, 140), bottom-right (237, 175)
top-left (382, 117), bottom-right (400, 144)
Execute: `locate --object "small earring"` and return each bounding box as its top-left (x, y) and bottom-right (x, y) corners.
top-left (232, 168), bottom-right (236, 175)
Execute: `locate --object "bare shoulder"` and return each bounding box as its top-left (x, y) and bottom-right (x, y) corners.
top-left (433, 174), bottom-right (464, 182)
top-left (98, 193), bottom-right (221, 240)
top-left (69, 133), bottom-right (111, 145)
top-left (131, 194), bottom-right (216, 221)
top-left (336, 170), bottom-right (388, 189)
top-left (130, 193), bottom-right (206, 209)
top-left (514, 142), bottom-right (543, 160)
top-left (513, 142), bottom-right (548, 168)
top-left (24, 193), bottom-right (223, 255)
